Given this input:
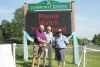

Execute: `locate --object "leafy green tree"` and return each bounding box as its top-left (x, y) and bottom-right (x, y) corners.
top-left (0, 7), bottom-right (24, 43)
top-left (1, 20), bottom-right (8, 25)
top-left (0, 25), bottom-right (3, 43)
top-left (92, 34), bottom-right (96, 43)
top-left (0, 20), bottom-right (11, 43)
top-left (78, 38), bottom-right (90, 45)
top-left (82, 38), bottom-right (90, 45)
top-left (12, 7), bottom-right (24, 38)
top-left (92, 34), bottom-right (100, 45)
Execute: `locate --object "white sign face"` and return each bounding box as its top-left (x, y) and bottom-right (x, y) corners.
top-left (0, 44), bottom-right (16, 67)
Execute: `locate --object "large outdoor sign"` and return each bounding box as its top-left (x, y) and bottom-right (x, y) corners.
top-left (24, 1), bottom-right (79, 64)
top-left (25, 10), bottom-right (72, 35)
top-left (28, 1), bottom-right (71, 10)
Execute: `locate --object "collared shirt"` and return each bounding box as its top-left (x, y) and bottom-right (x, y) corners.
top-left (36, 31), bottom-right (46, 44)
top-left (44, 31), bottom-right (53, 43)
top-left (55, 35), bottom-right (69, 48)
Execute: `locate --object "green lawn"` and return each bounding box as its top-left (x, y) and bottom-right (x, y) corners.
top-left (16, 45), bottom-right (100, 67)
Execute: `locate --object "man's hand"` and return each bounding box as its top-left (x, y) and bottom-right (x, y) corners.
top-left (43, 41), bottom-right (49, 47)
top-left (44, 41), bottom-right (49, 45)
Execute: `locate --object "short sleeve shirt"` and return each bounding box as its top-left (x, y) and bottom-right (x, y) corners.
top-left (36, 31), bottom-right (46, 44)
top-left (55, 35), bottom-right (69, 48)
top-left (44, 31), bottom-right (53, 43)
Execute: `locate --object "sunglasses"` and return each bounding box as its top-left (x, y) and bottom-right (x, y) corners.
top-left (56, 31), bottom-right (62, 34)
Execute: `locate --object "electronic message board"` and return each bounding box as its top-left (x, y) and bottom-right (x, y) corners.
top-left (25, 10), bottom-right (72, 35)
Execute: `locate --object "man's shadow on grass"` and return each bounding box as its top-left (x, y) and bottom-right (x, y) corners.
top-left (17, 56), bottom-right (50, 67)
top-left (34, 64), bottom-right (50, 67)
top-left (65, 61), bottom-right (73, 64)
top-left (17, 56), bottom-right (73, 67)
top-left (17, 62), bottom-right (31, 67)
top-left (16, 55), bottom-right (23, 61)
top-left (17, 62), bottom-right (50, 67)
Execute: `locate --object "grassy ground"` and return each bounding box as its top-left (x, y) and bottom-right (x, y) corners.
top-left (16, 45), bottom-right (100, 67)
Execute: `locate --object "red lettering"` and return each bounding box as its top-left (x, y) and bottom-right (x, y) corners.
top-left (39, 20), bottom-right (59, 25)
top-left (38, 14), bottom-right (59, 19)
top-left (31, 27), bottom-right (39, 31)
top-left (39, 14), bottom-right (44, 19)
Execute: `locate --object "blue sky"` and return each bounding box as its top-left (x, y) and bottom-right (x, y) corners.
top-left (0, 0), bottom-right (100, 39)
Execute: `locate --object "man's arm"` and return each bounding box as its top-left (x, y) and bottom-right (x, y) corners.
top-left (63, 36), bottom-right (69, 44)
top-left (67, 33), bottom-right (73, 40)
top-left (37, 37), bottom-right (49, 45)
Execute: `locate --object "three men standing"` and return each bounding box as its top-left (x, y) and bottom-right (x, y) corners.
top-left (32, 25), bottom-right (69, 67)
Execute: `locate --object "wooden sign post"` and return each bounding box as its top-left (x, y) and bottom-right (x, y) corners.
top-left (71, 0), bottom-right (79, 64)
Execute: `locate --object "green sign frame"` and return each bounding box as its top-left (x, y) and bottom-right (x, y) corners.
top-left (28, 1), bottom-right (71, 10)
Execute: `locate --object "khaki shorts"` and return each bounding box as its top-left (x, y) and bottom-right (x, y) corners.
top-left (33, 44), bottom-right (45, 56)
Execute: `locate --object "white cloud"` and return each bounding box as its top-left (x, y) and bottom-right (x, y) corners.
top-left (0, 9), bottom-right (14, 13)
top-left (0, 8), bottom-right (14, 24)
top-left (26, 0), bottom-right (42, 3)
top-left (25, 0), bottom-right (72, 3)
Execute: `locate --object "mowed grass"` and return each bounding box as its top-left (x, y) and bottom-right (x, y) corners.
top-left (16, 45), bottom-right (100, 67)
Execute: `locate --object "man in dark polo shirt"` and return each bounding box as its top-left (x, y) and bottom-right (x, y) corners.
top-left (32, 25), bottom-right (49, 67)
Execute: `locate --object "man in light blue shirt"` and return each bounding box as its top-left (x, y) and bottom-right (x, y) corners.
top-left (55, 35), bottom-right (69, 48)
top-left (55, 29), bottom-right (69, 67)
